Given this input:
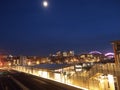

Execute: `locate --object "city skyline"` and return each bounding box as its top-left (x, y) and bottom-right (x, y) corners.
top-left (0, 0), bottom-right (120, 56)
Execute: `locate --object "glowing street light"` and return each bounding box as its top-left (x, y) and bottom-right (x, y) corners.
top-left (36, 60), bottom-right (40, 64)
top-left (8, 63), bottom-right (11, 66)
top-left (28, 61), bottom-right (31, 66)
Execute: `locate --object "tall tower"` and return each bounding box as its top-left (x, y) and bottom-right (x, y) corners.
top-left (112, 41), bottom-right (120, 66)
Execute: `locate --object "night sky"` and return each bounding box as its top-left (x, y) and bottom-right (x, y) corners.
top-left (0, 0), bottom-right (120, 56)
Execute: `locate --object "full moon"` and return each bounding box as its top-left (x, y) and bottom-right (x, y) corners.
top-left (43, 1), bottom-right (48, 7)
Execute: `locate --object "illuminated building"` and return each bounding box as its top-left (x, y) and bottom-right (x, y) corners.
top-left (20, 56), bottom-right (27, 66)
top-left (112, 41), bottom-right (120, 66)
top-left (68, 51), bottom-right (74, 56)
top-left (56, 51), bottom-right (62, 56)
top-left (79, 53), bottom-right (102, 63)
top-left (63, 52), bottom-right (68, 57)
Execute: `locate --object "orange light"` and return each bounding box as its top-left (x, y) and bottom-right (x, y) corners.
top-left (0, 63), bottom-right (3, 66)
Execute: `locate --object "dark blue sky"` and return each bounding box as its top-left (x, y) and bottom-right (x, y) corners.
top-left (0, 0), bottom-right (120, 56)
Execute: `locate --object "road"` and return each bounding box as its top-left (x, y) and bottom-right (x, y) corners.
top-left (0, 69), bottom-right (83, 90)
top-left (0, 69), bottom-right (22, 90)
